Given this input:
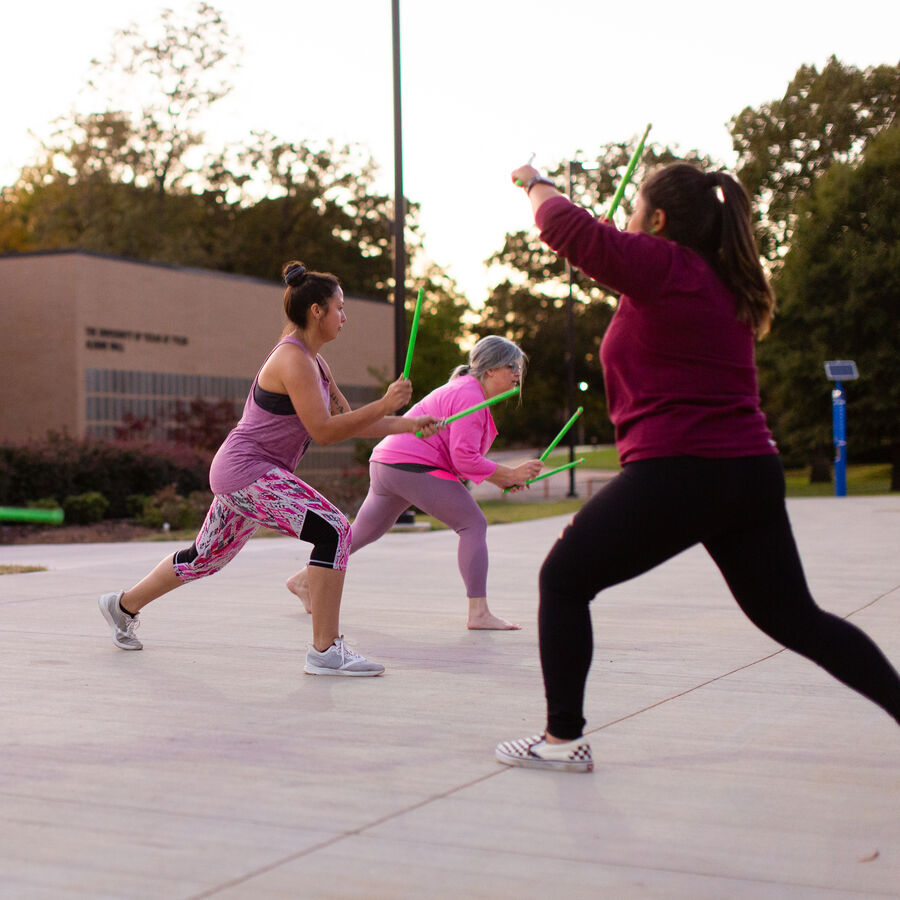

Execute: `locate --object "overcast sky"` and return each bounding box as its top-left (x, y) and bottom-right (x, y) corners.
top-left (3, 1), bottom-right (898, 303)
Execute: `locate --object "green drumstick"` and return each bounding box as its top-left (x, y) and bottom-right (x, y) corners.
top-left (0, 506), bottom-right (64, 524)
top-left (402, 288), bottom-right (424, 379)
top-left (526, 458), bottom-right (584, 485)
top-left (415, 386), bottom-right (520, 437)
top-left (540, 406), bottom-right (583, 462)
top-left (503, 456), bottom-right (586, 493)
top-left (606, 123), bottom-right (651, 220)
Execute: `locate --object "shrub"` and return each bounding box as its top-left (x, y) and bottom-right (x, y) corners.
top-left (137, 485), bottom-right (212, 531)
top-left (125, 494), bottom-right (148, 518)
top-left (0, 434), bottom-right (211, 517)
top-left (27, 497), bottom-right (61, 510)
top-left (63, 492), bottom-right (110, 525)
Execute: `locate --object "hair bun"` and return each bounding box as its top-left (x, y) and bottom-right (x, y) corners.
top-left (284, 264), bottom-right (307, 286)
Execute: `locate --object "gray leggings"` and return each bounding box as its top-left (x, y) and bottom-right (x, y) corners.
top-left (350, 462), bottom-right (489, 596)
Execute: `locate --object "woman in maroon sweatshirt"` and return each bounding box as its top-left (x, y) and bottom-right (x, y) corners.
top-left (495, 161), bottom-right (900, 772)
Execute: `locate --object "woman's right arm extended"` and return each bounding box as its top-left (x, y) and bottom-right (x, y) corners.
top-left (279, 347), bottom-right (414, 445)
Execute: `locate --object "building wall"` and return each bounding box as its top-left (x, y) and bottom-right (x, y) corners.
top-left (0, 252), bottom-right (394, 458)
top-left (0, 255), bottom-right (80, 440)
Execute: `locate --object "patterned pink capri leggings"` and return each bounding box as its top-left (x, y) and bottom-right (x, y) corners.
top-left (172, 467), bottom-right (351, 582)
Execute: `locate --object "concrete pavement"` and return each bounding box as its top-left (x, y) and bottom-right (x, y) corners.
top-left (0, 495), bottom-right (898, 898)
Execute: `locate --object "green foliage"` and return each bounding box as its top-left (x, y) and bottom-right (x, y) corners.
top-left (758, 125), bottom-right (900, 474)
top-left (126, 495), bottom-right (148, 518)
top-left (730, 57), bottom-right (899, 264)
top-left (63, 492), bottom-right (110, 525)
top-left (0, 5), bottom-right (429, 303)
top-left (0, 434), bottom-right (210, 517)
top-left (136, 485), bottom-right (212, 530)
top-left (27, 497), bottom-right (62, 510)
top-left (80, 2), bottom-right (240, 195)
top-left (405, 266), bottom-right (471, 397)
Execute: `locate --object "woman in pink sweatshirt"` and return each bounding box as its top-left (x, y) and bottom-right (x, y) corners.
top-left (288, 336), bottom-right (543, 629)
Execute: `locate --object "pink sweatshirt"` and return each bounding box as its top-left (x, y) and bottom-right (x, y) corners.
top-left (371, 375), bottom-right (499, 483)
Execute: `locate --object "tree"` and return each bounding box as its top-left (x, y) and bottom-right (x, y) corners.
top-left (730, 57), bottom-right (899, 264)
top-left (219, 133), bottom-right (407, 299)
top-left (401, 265), bottom-right (472, 397)
top-left (757, 125), bottom-right (900, 486)
top-left (0, 4), bottom-right (240, 265)
top-left (80, 2), bottom-right (241, 195)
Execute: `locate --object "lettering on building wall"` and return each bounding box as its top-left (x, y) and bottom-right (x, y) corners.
top-left (85, 326), bottom-right (189, 352)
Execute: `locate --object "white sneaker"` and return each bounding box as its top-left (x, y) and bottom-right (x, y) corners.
top-left (98, 591), bottom-right (143, 650)
top-left (304, 636), bottom-right (384, 677)
top-left (495, 733), bottom-right (593, 772)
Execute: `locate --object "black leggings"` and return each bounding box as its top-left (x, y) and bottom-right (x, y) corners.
top-left (538, 455), bottom-right (900, 739)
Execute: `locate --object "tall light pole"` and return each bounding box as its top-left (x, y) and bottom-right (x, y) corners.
top-left (564, 159), bottom-right (600, 497)
top-left (391, 0), bottom-right (406, 376)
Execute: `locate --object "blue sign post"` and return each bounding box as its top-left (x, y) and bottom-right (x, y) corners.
top-left (824, 361), bottom-right (859, 498)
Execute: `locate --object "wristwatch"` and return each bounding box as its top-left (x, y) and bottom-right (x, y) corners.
top-left (525, 175), bottom-right (556, 195)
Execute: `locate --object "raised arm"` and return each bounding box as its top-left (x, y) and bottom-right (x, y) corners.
top-left (510, 164), bottom-right (565, 217)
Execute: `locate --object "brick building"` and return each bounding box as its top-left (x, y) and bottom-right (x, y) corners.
top-left (0, 250), bottom-right (394, 469)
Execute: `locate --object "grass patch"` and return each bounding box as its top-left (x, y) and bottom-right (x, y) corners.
top-left (784, 463), bottom-right (892, 497)
top-left (140, 462), bottom-right (895, 541)
top-left (544, 446), bottom-right (620, 470)
top-left (144, 526), bottom-right (285, 542)
top-left (0, 564), bottom-right (47, 574)
top-left (418, 498), bottom-right (585, 531)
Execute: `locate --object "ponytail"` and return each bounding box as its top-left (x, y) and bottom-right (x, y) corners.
top-left (642, 164), bottom-right (776, 338)
top-left (713, 173), bottom-right (776, 338)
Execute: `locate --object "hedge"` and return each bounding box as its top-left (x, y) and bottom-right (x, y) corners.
top-left (0, 434), bottom-right (211, 518)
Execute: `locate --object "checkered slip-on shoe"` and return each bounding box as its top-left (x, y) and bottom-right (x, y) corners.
top-left (495, 733), bottom-right (593, 773)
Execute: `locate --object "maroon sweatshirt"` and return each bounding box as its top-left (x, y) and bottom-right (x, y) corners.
top-left (536, 195), bottom-right (776, 464)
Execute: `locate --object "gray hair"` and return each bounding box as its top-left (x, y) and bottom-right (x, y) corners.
top-left (451, 335), bottom-right (526, 381)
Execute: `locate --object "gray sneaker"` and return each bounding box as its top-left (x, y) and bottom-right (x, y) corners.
top-left (98, 591), bottom-right (143, 650)
top-left (304, 636), bottom-right (384, 676)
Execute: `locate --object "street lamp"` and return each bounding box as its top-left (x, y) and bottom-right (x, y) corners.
top-left (564, 159), bottom-right (601, 497)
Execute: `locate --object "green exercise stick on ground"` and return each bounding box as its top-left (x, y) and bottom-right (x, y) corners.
top-left (607, 123), bottom-right (651, 221)
top-left (416, 386), bottom-right (520, 437)
top-left (0, 506), bottom-right (64, 524)
top-left (402, 288), bottom-right (424, 379)
top-left (540, 406), bottom-right (583, 462)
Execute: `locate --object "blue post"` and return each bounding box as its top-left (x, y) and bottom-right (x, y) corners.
top-left (832, 381), bottom-right (847, 497)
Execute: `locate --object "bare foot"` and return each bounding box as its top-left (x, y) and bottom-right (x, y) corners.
top-left (286, 568), bottom-right (311, 614)
top-left (466, 612), bottom-right (521, 630)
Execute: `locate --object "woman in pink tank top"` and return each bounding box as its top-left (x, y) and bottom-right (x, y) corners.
top-left (98, 260), bottom-right (439, 677)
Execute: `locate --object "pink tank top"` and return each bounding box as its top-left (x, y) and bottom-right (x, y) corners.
top-left (208, 336), bottom-right (330, 494)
